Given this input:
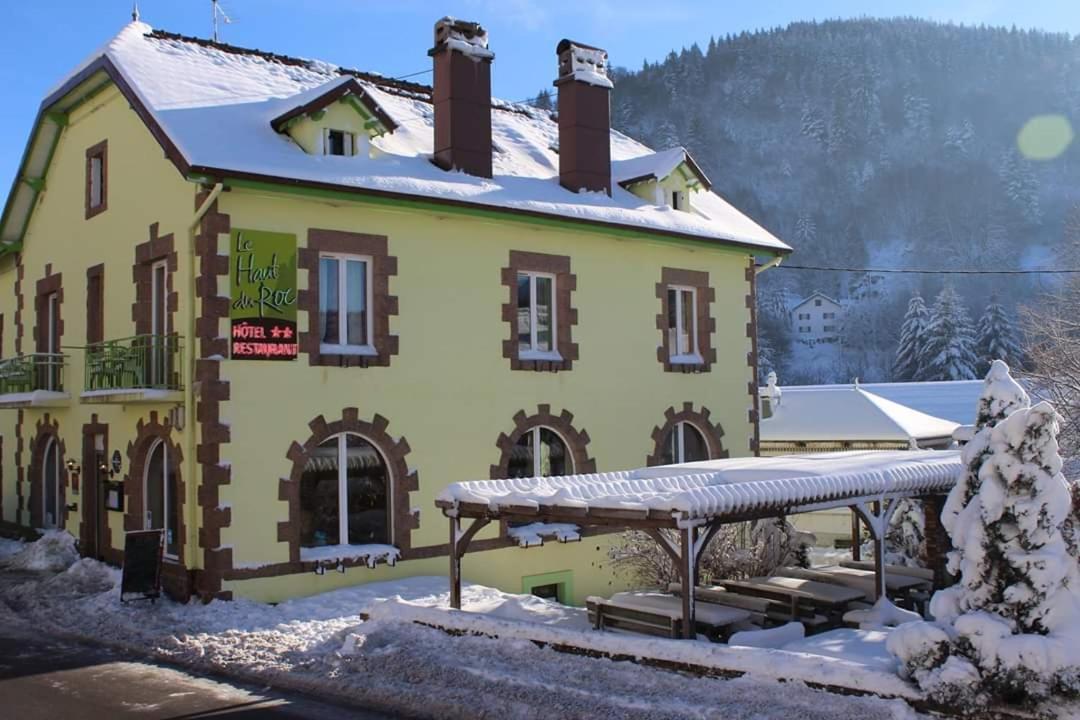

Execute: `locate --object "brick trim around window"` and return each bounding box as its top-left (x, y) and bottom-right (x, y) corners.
top-left (278, 408), bottom-right (419, 565)
top-left (86, 264), bottom-right (104, 345)
top-left (132, 223), bottom-right (178, 337)
top-left (501, 251), bottom-right (578, 371)
top-left (646, 403), bottom-right (729, 466)
top-left (124, 411), bottom-right (189, 601)
top-left (34, 265), bottom-right (63, 354)
top-left (27, 413), bottom-right (68, 530)
top-left (85, 140), bottom-right (108, 219)
top-left (655, 267), bottom-right (716, 372)
top-left (298, 229), bottom-right (398, 367)
top-left (491, 404), bottom-right (596, 478)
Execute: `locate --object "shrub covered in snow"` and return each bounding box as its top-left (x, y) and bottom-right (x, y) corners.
top-left (608, 518), bottom-right (811, 588)
top-left (890, 362), bottom-right (1080, 710)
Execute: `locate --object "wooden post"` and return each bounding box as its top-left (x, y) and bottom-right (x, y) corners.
top-left (873, 530), bottom-right (886, 602)
top-left (680, 525), bottom-right (696, 640)
top-left (449, 515), bottom-right (462, 610)
top-left (850, 508), bottom-right (861, 562)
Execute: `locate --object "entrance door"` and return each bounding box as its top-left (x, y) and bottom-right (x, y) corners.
top-left (41, 436), bottom-right (60, 529)
top-left (81, 431), bottom-right (106, 559)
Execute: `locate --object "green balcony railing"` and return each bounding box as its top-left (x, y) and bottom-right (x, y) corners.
top-left (0, 353), bottom-right (66, 395)
top-left (84, 334), bottom-right (183, 392)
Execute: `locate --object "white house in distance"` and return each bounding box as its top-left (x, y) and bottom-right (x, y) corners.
top-left (759, 378), bottom-right (960, 543)
top-left (790, 291), bottom-right (842, 344)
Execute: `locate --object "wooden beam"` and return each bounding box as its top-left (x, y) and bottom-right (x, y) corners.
top-left (643, 528), bottom-right (681, 567)
top-left (681, 525), bottom-right (696, 640)
top-left (851, 508), bottom-right (861, 562)
top-left (449, 516), bottom-right (491, 610)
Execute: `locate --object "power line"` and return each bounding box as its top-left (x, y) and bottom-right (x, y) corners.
top-left (391, 68), bottom-right (433, 80)
top-left (772, 264), bottom-right (1080, 275)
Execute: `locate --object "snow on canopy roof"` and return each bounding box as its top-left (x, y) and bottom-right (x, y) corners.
top-left (29, 22), bottom-right (788, 254)
top-left (612, 146), bottom-right (711, 190)
top-left (784, 381), bottom-right (982, 426)
top-left (437, 449), bottom-right (962, 521)
top-left (761, 386), bottom-right (959, 443)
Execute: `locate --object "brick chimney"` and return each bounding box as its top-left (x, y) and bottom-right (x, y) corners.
top-left (429, 18), bottom-right (494, 178)
top-left (555, 39), bottom-right (613, 195)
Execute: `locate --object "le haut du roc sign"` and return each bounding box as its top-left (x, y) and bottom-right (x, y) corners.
top-left (229, 229), bottom-right (299, 360)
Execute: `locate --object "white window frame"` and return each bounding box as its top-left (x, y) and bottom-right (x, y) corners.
top-left (517, 271), bottom-right (562, 362)
top-left (45, 292), bottom-right (59, 391)
top-left (670, 421), bottom-right (708, 464)
top-left (144, 438), bottom-right (179, 561)
top-left (304, 432), bottom-right (393, 555)
top-left (667, 285), bottom-right (702, 364)
top-left (522, 426), bottom-right (573, 477)
top-left (323, 128), bottom-right (356, 157)
top-left (41, 435), bottom-right (60, 529)
top-left (150, 259), bottom-right (168, 386)
top-left (319, 252), bottom-right (376, 356)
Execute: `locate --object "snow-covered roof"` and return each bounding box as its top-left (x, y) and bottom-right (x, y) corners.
top-left (612, 146), bottom-right (711, 191)
top-left (1, 21), bottom-right (791, 255)
top-left (786, 381), bottom-right (982, 426)
top-left (761, 386), bottom-right (959, 443)
top-left (437, 449), bottom-right (962, 522)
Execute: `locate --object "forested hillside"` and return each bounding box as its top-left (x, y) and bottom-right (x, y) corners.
top-left (600, 18), bottom-right (1080, 382)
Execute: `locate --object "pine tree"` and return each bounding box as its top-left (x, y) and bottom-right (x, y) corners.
top-left (934, 360), bottom-right (1031, 623)
top-left (893, 292), bottom-right (931, 381)
top-left (975, 296), bottom-right (1023, 375)
top-left (532, 89), bottom-right (552, 111)
top-left (921, 286), bottom-right (978, 381)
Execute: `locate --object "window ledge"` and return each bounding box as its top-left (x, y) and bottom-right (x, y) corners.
top-left (0, 390), bottom-right (70, 409)
top-left (319, 344), bottom-right (377, 356)
top-left (518, 350), bottom-right (563, 362)
top-left (668, 353), bottom-right (704, 365)
top-left (300, 543), bottom-right (400, 568)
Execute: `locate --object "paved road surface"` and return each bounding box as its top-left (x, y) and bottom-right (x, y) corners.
top-left (0, 626), bottom-right (400, 719)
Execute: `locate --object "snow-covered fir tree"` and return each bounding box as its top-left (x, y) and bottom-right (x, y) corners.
top-left (921, 286), bottom-right (978, 381)
top-left (975, 296), bottom-right (1023, 376)
top-left (893, 292), bottom-right (931, 381)
top-left (890, 364), bottom-right (1080, 707)
top-left (884, 499), bottom-right (926, 567)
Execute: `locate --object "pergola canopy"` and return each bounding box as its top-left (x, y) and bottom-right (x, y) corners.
top-left (437, 450), bottom-right (962, 637)
top-left (436, 450), bottom-right (962, 526)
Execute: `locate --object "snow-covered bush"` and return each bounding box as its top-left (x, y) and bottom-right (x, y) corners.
top-left (608, 518), bottom-right (811, 588)
top-left (890, 362), bottom-right (1080, 710)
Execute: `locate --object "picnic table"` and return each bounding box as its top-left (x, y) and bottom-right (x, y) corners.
top-left (839, 560), bottom-right (934, 586)
top-left (717, 576), bottom-right (864, 628)
top-left (776, 565), bottom-right (927, 600)
top-left (594, 591), bottom-right (751, 641)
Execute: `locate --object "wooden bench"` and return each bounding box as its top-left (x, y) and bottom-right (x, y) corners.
top-left (667, 583), bottom-right (773, 625)
top-left (587, 596), bottom-right (681, 639)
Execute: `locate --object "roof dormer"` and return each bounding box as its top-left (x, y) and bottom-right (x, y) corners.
top-left (613, 147), bottom-right (711, 213)
top-left (271, 78), bottom-right (397, 157)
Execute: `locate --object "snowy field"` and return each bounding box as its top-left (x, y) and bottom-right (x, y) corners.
top-left (0, 532), bottom-right (936, 720)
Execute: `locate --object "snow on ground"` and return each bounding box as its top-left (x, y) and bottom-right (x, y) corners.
top-left (784, 629), bottom-right (899, 674)
top-left (0, 531), bottom-right (938, 719)
top-left (0, 536), bottom-right (24, 560)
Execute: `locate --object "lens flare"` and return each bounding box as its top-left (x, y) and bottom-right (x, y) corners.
top-left (1017, 114), bottom-right (1074, 161)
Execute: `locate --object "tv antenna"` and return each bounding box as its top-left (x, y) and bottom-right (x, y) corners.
top-left (212, 0), bottom-right (233, 42)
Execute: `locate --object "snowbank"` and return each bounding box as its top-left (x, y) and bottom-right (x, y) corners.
top-left (0, 530), bottom-right (78, 571)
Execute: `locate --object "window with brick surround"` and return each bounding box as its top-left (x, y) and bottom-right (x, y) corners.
top-left (656, 267), bottom-right (715, 372)
top-left (85, 140), bottom-right (107, 219)
top-left (501, 252), bottom-right (578, 371)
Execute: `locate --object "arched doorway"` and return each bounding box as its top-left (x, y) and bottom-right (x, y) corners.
top-left (144, 438), bottom-right (180, 558)
top-left (41, 436), bottom-right (60, 529)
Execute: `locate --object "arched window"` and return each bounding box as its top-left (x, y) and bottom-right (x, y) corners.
top-left (508, 427), bottom-right (571, 478)
top-left (661, 421), bottom-right (710, 465)
top-left (145, 439), bottom-right (180, 558)
top-left (42, 436), bottom-right (60, 529)
top-left (300, 433), bottom-right (389, 549)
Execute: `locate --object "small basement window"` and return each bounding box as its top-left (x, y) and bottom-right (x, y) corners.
top-left (324, 129), bottom-right (355, 157)
top-left (530, 583), bottom-right (560, 601)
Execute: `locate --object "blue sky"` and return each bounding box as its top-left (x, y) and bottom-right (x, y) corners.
top-left (2, 0), bottom-right (1080, 191)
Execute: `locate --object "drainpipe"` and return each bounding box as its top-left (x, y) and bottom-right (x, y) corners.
top-left (755, 255), bottom-right (784, 275)
top-left (186, 183), bottom-right (224, 581)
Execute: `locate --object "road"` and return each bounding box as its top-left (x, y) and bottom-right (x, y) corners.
top-left (0, 625), bottom-right (400, 719)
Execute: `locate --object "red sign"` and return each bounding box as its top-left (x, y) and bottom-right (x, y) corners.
top-left (231, 319), bottom-right (298, 360)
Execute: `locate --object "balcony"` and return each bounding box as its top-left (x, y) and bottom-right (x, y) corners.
top-left (81, 334), bottom-right (184, 404)
top-left (0, 353), bottom-right (70, 408)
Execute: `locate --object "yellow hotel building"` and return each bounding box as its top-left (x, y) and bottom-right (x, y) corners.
top-left (0, 18), bottom-right (789, 603)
